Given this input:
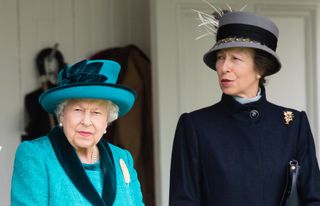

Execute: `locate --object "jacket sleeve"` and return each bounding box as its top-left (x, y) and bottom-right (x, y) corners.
top-left (297, 111), bottom-right (320, 205)
top-left (169, 113), bottom-right (201, 206)
top-left (11, 141), bottom-right (48, 205)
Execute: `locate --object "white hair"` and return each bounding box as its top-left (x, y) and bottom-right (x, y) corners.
top-left (55, 99), bottom-right (119, 124)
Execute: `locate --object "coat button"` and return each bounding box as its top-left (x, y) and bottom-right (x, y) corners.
top-left (249, 110), bottom-right (259, 119)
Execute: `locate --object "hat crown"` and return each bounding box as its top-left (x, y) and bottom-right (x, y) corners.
top-left (219, 11), bottom-right (279, 37)
top-left (58, 59), bottom-right (120, 86)
top-left (216, 11), bottom-right (279, 51)
top-left (39, 59), bottom-right (136, 116)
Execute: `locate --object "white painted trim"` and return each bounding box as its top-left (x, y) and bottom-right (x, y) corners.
top-left (256, 3), bottom-right (319, 143)
top-left (151, 1), bottom-right (320, 205)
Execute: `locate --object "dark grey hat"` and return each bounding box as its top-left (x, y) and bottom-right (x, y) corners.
top-left (203, 11), bottom-right (281, 76)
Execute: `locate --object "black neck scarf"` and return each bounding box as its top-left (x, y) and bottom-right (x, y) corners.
top-left (48, 126), bottom-right (116, 206)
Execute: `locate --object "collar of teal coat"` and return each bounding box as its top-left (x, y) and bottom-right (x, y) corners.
top-left (48, 126), bottom-right (116, 206)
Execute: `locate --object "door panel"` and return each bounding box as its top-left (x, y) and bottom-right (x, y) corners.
top-left (151, 1), bottom-right (319, 205)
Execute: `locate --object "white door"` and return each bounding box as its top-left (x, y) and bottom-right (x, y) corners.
top-left (150, 0), bottom-right (320, 205)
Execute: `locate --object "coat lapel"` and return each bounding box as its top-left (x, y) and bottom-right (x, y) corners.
top-left (48, 127), bottom-right (116, 206)
top-left (98, 137), bottom-right (117, 205)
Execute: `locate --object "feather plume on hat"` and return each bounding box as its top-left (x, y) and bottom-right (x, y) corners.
top-left (193, 1), bottom-right (281, 75)
top-left (193, 1), bottom-right (247, 40)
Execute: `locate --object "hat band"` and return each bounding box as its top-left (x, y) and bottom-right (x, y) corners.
top-left (213, 37), bottom-right (262, 48)
top-left (216, 24), bottom-right (277, 51)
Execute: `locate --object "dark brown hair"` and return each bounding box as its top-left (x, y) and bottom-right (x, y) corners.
top-left (253, 49), bottom-right (279, 86)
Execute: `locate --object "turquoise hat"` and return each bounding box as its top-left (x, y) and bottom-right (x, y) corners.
top-left (39, 59), bottom-right (136, 117)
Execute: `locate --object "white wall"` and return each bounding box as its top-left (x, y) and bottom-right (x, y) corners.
top-left (0, 0), bottom-right (150, 205)
top-left (0, 1), bottom-right (20, 204)
top-left (2, 0), bottom-right (320, 205)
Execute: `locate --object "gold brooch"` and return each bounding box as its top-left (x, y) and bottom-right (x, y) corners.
top-left (283, 111), bottom-right (294, 125)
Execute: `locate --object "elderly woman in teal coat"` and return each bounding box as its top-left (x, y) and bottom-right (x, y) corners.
top-left (11, 59), bottom-right (144, 205)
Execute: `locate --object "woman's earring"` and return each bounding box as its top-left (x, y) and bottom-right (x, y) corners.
top-left (103, 129), bottom-right (107, 134)
top-left (257, 74), bottom-right (261, 79)
top-left (59, 122), bottom-right (63, 127)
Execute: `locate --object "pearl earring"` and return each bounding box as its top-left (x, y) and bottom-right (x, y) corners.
top-left (103, 130), bottom-right (107, 134)
top-left (59, 122), bottom-right (63, 127)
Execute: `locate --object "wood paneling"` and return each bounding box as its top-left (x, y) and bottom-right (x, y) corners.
top-left (0, 1), bottom-right (20, 205)
top-left (0, 0), bottom-right (150, 205)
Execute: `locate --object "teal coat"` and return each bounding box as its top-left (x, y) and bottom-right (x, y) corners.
top-left (11, 127), bottom-right (144, 206)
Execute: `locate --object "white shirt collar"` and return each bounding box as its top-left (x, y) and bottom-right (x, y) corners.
top-left (233, 88), bottom-right (262, 104)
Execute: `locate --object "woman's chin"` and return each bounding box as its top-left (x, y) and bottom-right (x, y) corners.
top-left (221, 87), bottom-right (236, 96)
top-left (72, 139), bottom-right (95, 150)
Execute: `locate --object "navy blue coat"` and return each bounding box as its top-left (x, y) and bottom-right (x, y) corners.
top-left (170, 89), bottom-right (320, 206)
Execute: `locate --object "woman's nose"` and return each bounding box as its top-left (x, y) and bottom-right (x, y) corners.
top-left (220, 59), bottom-right (231, 73)
top-left (81, 112), bottom-right (92, 126)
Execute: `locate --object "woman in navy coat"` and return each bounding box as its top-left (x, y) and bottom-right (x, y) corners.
top-left (169, 9), bottom-right (320, 206)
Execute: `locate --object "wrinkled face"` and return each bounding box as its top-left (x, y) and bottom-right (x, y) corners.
top-left (60, 99), bottom-right (109, 150)
top-left (215, 47), bottom-right (260, 98)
